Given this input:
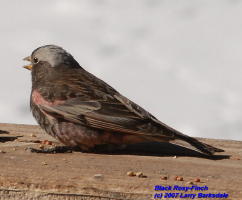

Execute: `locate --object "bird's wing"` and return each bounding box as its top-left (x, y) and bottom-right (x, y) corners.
top-left (35, 68), bottom-right (224, 155)
top-left (38, 94), bottom-right (174, 139)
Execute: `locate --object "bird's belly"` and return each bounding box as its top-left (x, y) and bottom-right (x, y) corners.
top-left (52, 122), bottom-right (105, 148)
top-left (52, 122), bottom-right (147, 149)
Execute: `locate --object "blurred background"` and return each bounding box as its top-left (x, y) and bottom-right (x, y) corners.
top-left (0, 0), bottom-right (241, 140)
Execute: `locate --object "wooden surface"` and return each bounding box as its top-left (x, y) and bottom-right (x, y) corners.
top-left (0, 123), bottom-right (241, 200)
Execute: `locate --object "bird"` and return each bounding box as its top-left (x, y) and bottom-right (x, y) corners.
top-left (23, 44), bottom-right (224, 155)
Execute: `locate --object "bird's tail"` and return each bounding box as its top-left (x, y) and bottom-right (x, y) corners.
top-left (152, 120), bottom-right (224, 155)
top-left (173, 132), bottom-right (224, 155)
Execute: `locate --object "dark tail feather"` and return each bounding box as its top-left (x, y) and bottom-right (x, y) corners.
top-left (174, 132), bottom-right (224, 155)
top-left (151, 119), bottom-right (224, 155)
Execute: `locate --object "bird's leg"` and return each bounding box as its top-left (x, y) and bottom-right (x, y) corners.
top-left (26, 146), bottom-right (73, 154)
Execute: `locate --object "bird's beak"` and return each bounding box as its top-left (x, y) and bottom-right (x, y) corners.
top-left (23, 56), bottom-right (32, 70)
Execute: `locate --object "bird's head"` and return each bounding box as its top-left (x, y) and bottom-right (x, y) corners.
top-left (23, 45), bottom-right (79, 71)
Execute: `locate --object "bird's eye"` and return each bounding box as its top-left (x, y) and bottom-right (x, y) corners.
top-left (33, 57), bottom-right (39, 64)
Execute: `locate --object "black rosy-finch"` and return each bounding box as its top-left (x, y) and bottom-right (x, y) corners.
top-left (23, 45), bottom-right (223, 155)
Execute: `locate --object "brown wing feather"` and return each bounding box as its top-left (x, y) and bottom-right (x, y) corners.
top-left (38, 97), bottom-right (172, 139)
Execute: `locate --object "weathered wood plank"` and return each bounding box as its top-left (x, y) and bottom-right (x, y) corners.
top-left (0, 123), bottom-right (241, 199)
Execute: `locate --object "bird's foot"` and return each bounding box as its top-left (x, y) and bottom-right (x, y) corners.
top-left (26, 146), bottom-right (73, 154)
top-left (26, 144), bottom-right (128, 154)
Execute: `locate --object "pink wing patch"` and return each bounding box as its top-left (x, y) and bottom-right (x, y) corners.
top-left (32, 90), bottom-right (65, 106)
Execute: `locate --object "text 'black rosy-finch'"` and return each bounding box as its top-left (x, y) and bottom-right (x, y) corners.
top-left (23, 45), bottom-right (224, 155)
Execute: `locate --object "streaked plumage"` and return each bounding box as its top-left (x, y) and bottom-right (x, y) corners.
top-left (24, 45), bottom-right (224, 155)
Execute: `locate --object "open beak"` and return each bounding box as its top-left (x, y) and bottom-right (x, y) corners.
top-left (23, 56), bottom-right (32, 70)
